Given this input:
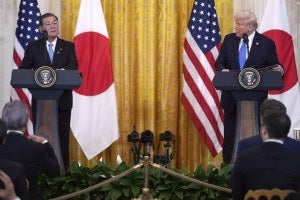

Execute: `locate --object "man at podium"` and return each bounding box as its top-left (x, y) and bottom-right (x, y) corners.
top-left (215, 10), bottom-right (283, 164)
top-left (20, 13), bottom-right (78, 168)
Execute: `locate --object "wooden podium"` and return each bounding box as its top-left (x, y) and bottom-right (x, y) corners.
top-left (10, 69), bottom-right (82, 170)
top-left (213, 70), bottom-right (282, 163)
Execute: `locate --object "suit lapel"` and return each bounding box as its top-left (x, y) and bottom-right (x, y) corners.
top-left (37, 39), bottom-right (52, 66)
top-left (234, 36), bottom-right (241, 69)
top-left (245, 32), bottom-right (262, 68)
top-left (52, 38), bottom-right (62, 68)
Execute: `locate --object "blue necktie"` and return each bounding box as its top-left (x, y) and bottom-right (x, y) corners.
top-left (239, 42), bottom-right (247, 70)
top-left (48, 43), bottom-right (54, 63)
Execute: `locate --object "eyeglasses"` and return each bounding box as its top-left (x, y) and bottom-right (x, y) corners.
top-left (42, 20), bottom-right (59, 26)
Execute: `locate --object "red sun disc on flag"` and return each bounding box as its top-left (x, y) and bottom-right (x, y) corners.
top-left (74, 32), bottom-right (114, 96)
top-left (263, 30), bottom-right (298, 94)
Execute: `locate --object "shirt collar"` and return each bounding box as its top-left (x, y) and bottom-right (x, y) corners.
top-left (46, 37), bottom-right (57, 47)
top-left (265, 138), bottom-right (284, 144)
top-left (7, 130), bottom-right (24, 135)
top-left (240, 31), bottom-right (255, 49)
top-left (248, 31), bottom-right (255, 49)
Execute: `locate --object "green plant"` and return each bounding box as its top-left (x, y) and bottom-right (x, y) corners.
top-left (100, 162), bottom-right (144, 200)
top-left (39, 162), bottom-right (114, 199)
top-left (38, 162), bottom-right (232, 200)
top-left (149, 164), bottom-right (232, 200)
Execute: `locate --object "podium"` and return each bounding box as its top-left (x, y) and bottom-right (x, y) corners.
top-left (213, 70), bottom-right (282, 163)
top-left (10, 69), bottom-right (82, 170)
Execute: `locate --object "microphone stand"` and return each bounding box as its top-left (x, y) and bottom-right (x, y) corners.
top-left (242, 33), bottom-right (250, 59)
top-left (43, 30), bottom-right (48, 64)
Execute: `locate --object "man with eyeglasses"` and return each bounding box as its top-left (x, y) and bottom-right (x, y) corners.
top-left (20, 13), bottom-right (78, 169)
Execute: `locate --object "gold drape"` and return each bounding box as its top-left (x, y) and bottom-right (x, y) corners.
top-left (61, 0), bottom-right (233, 171)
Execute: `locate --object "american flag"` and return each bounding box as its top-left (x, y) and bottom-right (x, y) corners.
top-left (11, 0), bottom-right (42, 136)
top-left (181, 0), bottom-right (224, 156)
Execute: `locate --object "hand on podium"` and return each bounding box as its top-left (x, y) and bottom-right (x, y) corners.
top-left (270, 64), bottom-right (284, 75)
top-left (221, 69), bottom-right (230, 72)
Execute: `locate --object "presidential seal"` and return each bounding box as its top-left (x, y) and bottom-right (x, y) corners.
top-left (238, 67), bottom-right (261, 89)
top-left (34, 66), bottom-right (56, 88)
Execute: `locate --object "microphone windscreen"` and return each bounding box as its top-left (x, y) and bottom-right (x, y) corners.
top-left (42, 30), bottom-right (48, 39)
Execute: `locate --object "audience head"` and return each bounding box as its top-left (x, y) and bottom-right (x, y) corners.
top-left (0, 119), bottom-right (7, 144)
top-left (260, 99), bottom-right (287, 118)
top-left (261, 111), bottom-right (291, 141)
top-left (234, 10), bottom-right (258, 37)
top-left (1, 100), bottom-right (29, 132)
top-left (284, 192), bottom-right (300, 200)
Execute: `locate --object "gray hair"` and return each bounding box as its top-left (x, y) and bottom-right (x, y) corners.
top-left (234, 10), bottom-right (258, 30)
top-left (1, 100), bottom-right (29, 131)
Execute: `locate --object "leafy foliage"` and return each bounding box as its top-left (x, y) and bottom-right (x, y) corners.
top-left (38, 162), bottom-right (232, 200)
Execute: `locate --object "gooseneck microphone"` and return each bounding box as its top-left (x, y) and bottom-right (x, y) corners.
top-left (42, 30), bottom-right (48, 64)
top-left (242, 33), bottom-right (248, 45)
top-left (42, 30), bottom-right (48, 40)
top-left (242, 33), bottom-right (249, 55)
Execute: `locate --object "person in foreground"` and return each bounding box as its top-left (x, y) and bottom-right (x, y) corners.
top-left (0, 100), bottom-right (60, 200)
top-left (215, 10), bottom-right (283, 164)
top-left (20, 12), bottom-right (78, 168)
top-left (229, 111), bottom-right (300, 200)
top-left (0, 170), bottom-right (21, 200)
top-left (236, 99), bottom-right (300, 157)
top-left (0, 119), bottom-right (28, 200)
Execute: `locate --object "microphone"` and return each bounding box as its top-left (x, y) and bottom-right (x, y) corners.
top-left (242, 33), bottom-right (248, 46)
top-left (42, 30), bottom-right (48, 40)
top-left (42, 30), bottom-right (48, 64)
top-left (242, 33), bottom-right (250, 59)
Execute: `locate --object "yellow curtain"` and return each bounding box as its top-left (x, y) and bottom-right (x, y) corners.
top-left (61, 0), bottom-right (233, 171)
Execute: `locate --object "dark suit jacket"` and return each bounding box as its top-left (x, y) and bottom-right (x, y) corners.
top-left (237, 135), bottom-right (300, 157)
top-left (0, 158), bottom-right (28, 200)
top-left (215, 31), bottom-right (279, 113)
top-left (20, 37), bottom-right (78, 110)
top-left (230, 142), bottom-right (300, 200)
top-left (0, 133), bottom-right (60, 200)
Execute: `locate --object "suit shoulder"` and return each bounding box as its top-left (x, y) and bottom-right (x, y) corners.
top-left (58, 38), bottom-right (75, 46)
top-left (239, 135), bottom-right (262, 145)
top-left (21, 137), bottom-right (45, 150)
top-left (223, 33), bottom-right (237, 40)
top-left (26, 39), bottom-right (44, 48)
top-left (285, 137), bottom-right (300, 144)
top-left (284, 137), bottom-right (300, 153)
top-left (0, 158), bottom-right (23, 169)
top-left (255, 32), bottom-right (275, 44)
top-left (238, 144), bottom-right (262, 160)
top-left (0, 158), bottom-right (24, 176)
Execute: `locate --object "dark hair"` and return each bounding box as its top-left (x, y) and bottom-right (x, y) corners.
top-left (39, 13), bottom-right (58, 26)
top-left (0, 119), bottom-right (7, 144)
top-left (284, 192), bottom-right (300, 200)
top-left (260, 99), bottom-right (286, 118)
top-left (1, 100), bottom-right (29, 131)
top-left (261, 111), bottom-right (290, 139)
